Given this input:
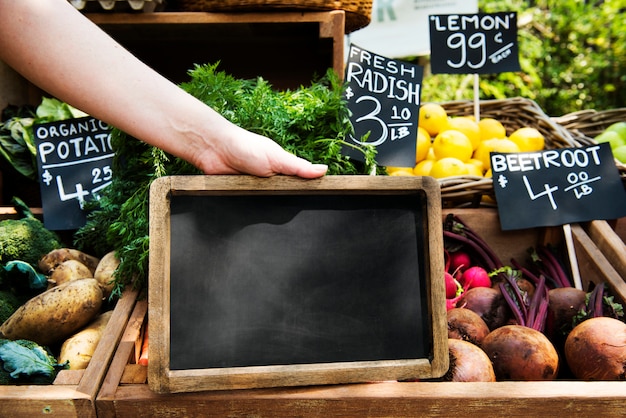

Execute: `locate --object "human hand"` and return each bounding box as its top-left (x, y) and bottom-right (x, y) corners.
top-left (189, 124), bottom-right (328, 179)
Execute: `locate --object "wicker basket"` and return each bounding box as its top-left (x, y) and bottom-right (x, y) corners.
top-left (435, 97), bottom-right (584, 208)
top-left (174, 0), bottom-right (372, 33)
top-left (553, 108), bottom-right (626, 177)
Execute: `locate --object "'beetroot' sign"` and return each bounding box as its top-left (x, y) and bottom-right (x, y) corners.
top-left (492, 143), bottom-right (626, 230)
top-left (343, 44), bottom-right (424, 167)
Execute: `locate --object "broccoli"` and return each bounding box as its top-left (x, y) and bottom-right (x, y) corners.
top-left (0, 290), bottom-right (20, 324)
top-left (0, 197), bottom-right (62, 267)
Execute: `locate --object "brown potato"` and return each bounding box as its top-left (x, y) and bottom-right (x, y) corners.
top-left (0, 278), bottom-right (104, 346)
top-left (38, 248), bottom-right (100, 275)
top-left (94, 251), bottom-right (120, 297)
top-left (48, 259), bottom-right (93, 288)
top-left (58, 310), bottom-right (113, 370)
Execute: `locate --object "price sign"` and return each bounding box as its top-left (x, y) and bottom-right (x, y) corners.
top-left (429, 12), bottom-right (521, 74)
top-left (492, 143), bottom-right (626, 230)
top-left (343, 44), bottom-right (424, 167)
top-left (34, 116), bottom-right (114, 230)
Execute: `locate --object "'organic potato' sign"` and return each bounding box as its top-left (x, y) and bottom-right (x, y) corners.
top-left (343, 44), bottom-right (424, 167)
top-left (429, 12), bottom-right (521, 74)
top-left (492, 143), bottom-right (626, 230)
top-left (34, 116), bottom-right (113, 230)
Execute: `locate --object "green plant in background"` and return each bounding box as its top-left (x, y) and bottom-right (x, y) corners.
top-left (420, 0), bottom-right (625, 115)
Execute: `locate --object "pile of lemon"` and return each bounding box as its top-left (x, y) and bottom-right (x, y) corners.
top-left (387, 103), bottom-right (546, 178)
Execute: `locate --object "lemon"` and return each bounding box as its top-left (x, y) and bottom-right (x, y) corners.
top-left (509, 127), bottom-right (545, 152)
top-left (473, 138), bottom-right (521, 171)
top-left (388, 170), bottom-right (414, 176)
top-left (386, 166), bottom-right (414, 175)
top-left (429, 157), bottom-right (470, 179)
top-left (464, 162), bottom-right (483, 177)
top-left (432, 130), bottom-right (473, 162)
top-left (478, 117), bottom-right (507, 141)
top-left (467, 158), bottom-right (485, 174)
top-left (419, 103), bottom-right (448, 137)
top-left (426, 147), bottom-right (436, 160)
top-left (413, 159), bottom-right (435, 176)
top-left (447, 117), bottom-right (481, 150)
top-left (415, 127), bottom-right (431, 164)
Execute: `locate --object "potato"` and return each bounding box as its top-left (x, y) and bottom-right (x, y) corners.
top-left (0, 278), bottom-right (103, 346)
top-left (39, 248), bottom-right (100, 275)
top-left (48, 259), bottom-right (93, 288)
top-left (58, 310), bottom-right (113, 370)
top-left (94, 251), bottom-right (120, 297)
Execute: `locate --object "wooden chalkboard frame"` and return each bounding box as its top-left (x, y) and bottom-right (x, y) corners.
top-left (148, 175), bottom-right (447, 393)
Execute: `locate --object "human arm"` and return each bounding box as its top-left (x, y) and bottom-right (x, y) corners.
top-left (0, 0), bottom-right (327, 178)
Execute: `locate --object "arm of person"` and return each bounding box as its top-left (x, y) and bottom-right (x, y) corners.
top-left (0, 0), bottom-right (327, 178)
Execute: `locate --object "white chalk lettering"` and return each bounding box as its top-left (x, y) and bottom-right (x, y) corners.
top-left (491, 146), bottom-right (602, 173)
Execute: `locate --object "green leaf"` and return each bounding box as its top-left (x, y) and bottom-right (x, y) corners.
top-left (0, 341), bottom-right (55, 378)
top-left (2, 261), bottom-right (48, 290)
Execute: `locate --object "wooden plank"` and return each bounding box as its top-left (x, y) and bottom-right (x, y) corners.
top-left (571, 223), bottom-right (626, 302)
top-left (584, 219), bottom-right (626, 281)
top-left (75, 288), bottom-right (140, 396)
top-left (104, 381), bottom-right (626, 417)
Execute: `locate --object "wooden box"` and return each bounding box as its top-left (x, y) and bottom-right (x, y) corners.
top-left (0, 241), bottom-right (140, 418)
top-left (96, 208), bottom-right (626, 417)
top-left (86, 10), bottom-right (346, 90)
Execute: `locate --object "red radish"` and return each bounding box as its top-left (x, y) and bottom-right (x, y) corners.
top-left (459, 266), bottom-right (491, 290)
top-left (446, 294), bottom-right (463, 311)
top-left (445, 272), bottom-right (461, 299)
top-left (448, 251), bottom-right (471, 274)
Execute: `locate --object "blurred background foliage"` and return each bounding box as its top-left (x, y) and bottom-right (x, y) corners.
top-left (415, 0), bottom-right (624, 115)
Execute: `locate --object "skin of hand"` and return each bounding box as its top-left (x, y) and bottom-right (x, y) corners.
top-left (0, 0), bottom-right (328, 178)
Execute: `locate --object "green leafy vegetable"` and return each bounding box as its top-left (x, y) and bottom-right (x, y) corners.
top-left (75, 64), bottom-right (379, 295)
top-left (1, 261), bottom-right (47, 291)
top-left (0, 98), bottom-right (87, 180)
top-left (0, 339), bottom-right (66, 385)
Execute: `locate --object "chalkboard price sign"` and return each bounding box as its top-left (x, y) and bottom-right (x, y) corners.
top-left (147, 175), bottom-right (448, 393)
top-left (492, 143), bottom-right (626, 230)
top-left (34, 116), bottom-right (113, 230)
top-left (343, 44), bottom-right (424, 167)
top-left (429, 12), bottom-right (521, 74)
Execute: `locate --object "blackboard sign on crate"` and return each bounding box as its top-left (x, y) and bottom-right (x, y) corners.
top-left (147, 175), bottom-right (448, 393)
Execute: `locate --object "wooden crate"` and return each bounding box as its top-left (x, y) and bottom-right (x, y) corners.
top-left (96, 208), bottom-right (626, 417)
top-left (0, 281), bottom-right (140, 418)
top-left (580, 218), bottom-right (626, 294)
top-left (86, 10), bottom-right (346, 90)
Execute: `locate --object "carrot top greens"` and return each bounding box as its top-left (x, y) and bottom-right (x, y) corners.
top-left (74, 63), bottom-right (378, 295)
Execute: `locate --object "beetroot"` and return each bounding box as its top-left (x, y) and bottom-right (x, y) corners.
top-left (545, 287), bottom-right (587, 342)
top-left (443, 338), bottom-right (496, 382)
top-left (481, 325), bottom-right (559, 381)
top-left (447, 307), bottom-right (490, 347)
top-left (565, 317), bottom-right (626, 380)
top-left (457, 286), bottom-right (511, 330)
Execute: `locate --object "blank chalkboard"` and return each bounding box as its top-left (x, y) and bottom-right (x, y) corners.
top-left (148, 175), bottom-right (447, 393)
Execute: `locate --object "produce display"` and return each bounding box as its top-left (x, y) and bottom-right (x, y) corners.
top-left (440, 213), bottom-right (625, 382)
top-left (0, 200), bottom-right (118, 385)
top-left (594, 121), bottom-right (626, 164)
top-left (387, 102), bottom-right (546, 178)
